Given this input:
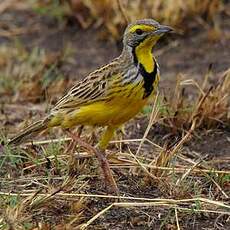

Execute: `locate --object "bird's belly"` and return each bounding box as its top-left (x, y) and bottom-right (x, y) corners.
top-left (60, 89), bottom-right (147, 128)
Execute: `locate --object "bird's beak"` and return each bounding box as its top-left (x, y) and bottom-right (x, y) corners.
top-left (154, 25), bottom-right (174, 35)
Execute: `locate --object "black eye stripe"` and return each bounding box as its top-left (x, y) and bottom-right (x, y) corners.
top-left (135, 28), bottom-right (143, 35)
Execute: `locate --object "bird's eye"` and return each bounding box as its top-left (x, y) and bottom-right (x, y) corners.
top-left (135, 28), bottom-right (143, 35)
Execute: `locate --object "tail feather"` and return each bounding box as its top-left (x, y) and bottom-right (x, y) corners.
top-left (8, 119), bottom-right (48, 145)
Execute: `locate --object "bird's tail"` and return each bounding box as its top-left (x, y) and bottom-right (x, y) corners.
top-left (8, 119), bottom-right (49, 145)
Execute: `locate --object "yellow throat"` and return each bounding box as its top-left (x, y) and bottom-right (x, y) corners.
top-left (134, 37), bottom-right (157, 73)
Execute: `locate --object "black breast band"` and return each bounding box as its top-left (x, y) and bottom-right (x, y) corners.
top-left (139, 60), bottom-right (157, 98)
top-left (132, 47), bottom-right (158, 98)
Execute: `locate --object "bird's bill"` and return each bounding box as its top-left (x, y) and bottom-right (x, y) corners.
top-left (154, 25), bottom-right (174, 35)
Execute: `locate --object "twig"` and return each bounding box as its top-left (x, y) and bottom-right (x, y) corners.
top-left (175, 208), bottom-right (181, 230)
top-left (79, 198), bottom-right (230, 228)
top-left (110, 164), bottom-right (230, 175)
top-left (1, 192), bottom-right (229, 210)
top-left (80, 204), bottom-right (114, 230)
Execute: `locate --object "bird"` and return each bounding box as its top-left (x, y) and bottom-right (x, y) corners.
top-left (8, 19), bottom-right (173, 194)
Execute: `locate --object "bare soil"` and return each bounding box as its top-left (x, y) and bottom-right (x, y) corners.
top-left (0, 8), bottom-right (229, 230)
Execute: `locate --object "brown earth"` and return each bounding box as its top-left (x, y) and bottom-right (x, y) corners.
top-left (0, 8), bottom-right (229, 230)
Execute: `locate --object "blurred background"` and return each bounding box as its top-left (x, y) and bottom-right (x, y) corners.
top-left (0, 0), bottom-right (229, 142)
top-left (0, 1), bottom-right (230, 229)
top-left (0, 0), bottom-right (229, 104)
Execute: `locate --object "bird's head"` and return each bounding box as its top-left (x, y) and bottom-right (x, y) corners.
top-left (122, 19), bottom-right (173, 73)
top-left (123, 18), bottom-right (173, 48)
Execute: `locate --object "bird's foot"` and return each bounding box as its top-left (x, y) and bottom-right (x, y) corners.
top-left (94, 147), bottom-right (119, 196)
top-left (66, 130), bottom-right (119, 196)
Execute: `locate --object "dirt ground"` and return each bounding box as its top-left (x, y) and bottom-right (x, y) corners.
top-left (0, 7), bottom-right (229, 230)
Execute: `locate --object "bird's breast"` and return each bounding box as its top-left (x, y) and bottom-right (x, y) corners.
top-left (50, 65), bottom-right (160, 129)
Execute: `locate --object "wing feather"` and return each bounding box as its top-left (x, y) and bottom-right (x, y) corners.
top-left (51, 61), bottom-right (121, 113)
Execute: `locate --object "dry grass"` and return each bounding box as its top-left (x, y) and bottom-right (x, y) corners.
top-left (68, 0), bottom-right (224, 39)
top-left (0, 1), bottom-right (229, 229)
top-left (1, 68), bottom-right (229, 228)
top-left (159, 67), bottom-right (230, 133)
top-left (0, 43), bottom-right (74, 104)
top-left (0, 0), bottom-right (226, 40)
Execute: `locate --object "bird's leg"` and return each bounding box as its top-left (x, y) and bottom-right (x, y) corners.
top-left (98, 126), bottom-right (119, 195)
top-left (66, 127), bottom-right (119, 195)
top-left (64, 125), bottom-right (84, 154)
top-left (65, 126), bottom-right (84, 176)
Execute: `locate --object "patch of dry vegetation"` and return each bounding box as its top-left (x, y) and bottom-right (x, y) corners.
top-left (0, 0), bottom-right (229, 229)
top-left (0, 0), bottom-right (226, 41)
top-left (68, 0), bottom-right (224, 40)
top-left (0, 43), bottom-right (73, 103)
top-left (159, 67), bottom-right (230, 133)
top-left (1, 68), bottom-right (229, 229)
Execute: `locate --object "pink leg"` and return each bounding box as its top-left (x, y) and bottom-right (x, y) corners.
top-left (64, 126), bottom-right (84, 154)
top-left (66, 130), bottom-right (119, 195)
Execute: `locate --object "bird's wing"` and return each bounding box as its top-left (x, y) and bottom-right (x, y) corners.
top-left (51, 62), bottom-right (120, 113)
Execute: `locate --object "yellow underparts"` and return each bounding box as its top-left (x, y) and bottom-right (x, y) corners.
top-left (135, 37), bottom-right (157, 73)
top-left (98, 126), bottom-right (116, 150)
top-left (48, 37), bottom-right (159, 149)
top-left (48, 83), bottom-right (149, 149)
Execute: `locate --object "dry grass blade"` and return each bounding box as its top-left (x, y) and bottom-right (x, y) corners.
top-left (128, 147), bottom-right (158, 180)
top-left (203, 173), bottom-right (229, 199)
top-left (1, 1), bottom-right (229, 228)
top-left (111, 164), bottom-right (230, 175)
top-left (175, 157), bottom-right (204, 186)
top-left (136, 91), bottom-right (160, 156)
top-left (175, 208), bottom-right (181, 230)
top-left (174, 207), bottom-right (230, 215)
top-left (1, 190), bottom-right (41, 229)
top-left (79, 197), bottom-right (230, 228)
top-left (21, 137), bottom-right (163, 150)
top-left (161, 68), bottom-right (230, 134)
top-left (2, 192), bottom-right (229, 208)
top-left (153, 119), bottom-right (197, 177)
top-left (80, 203), bottom-right (114, 230)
